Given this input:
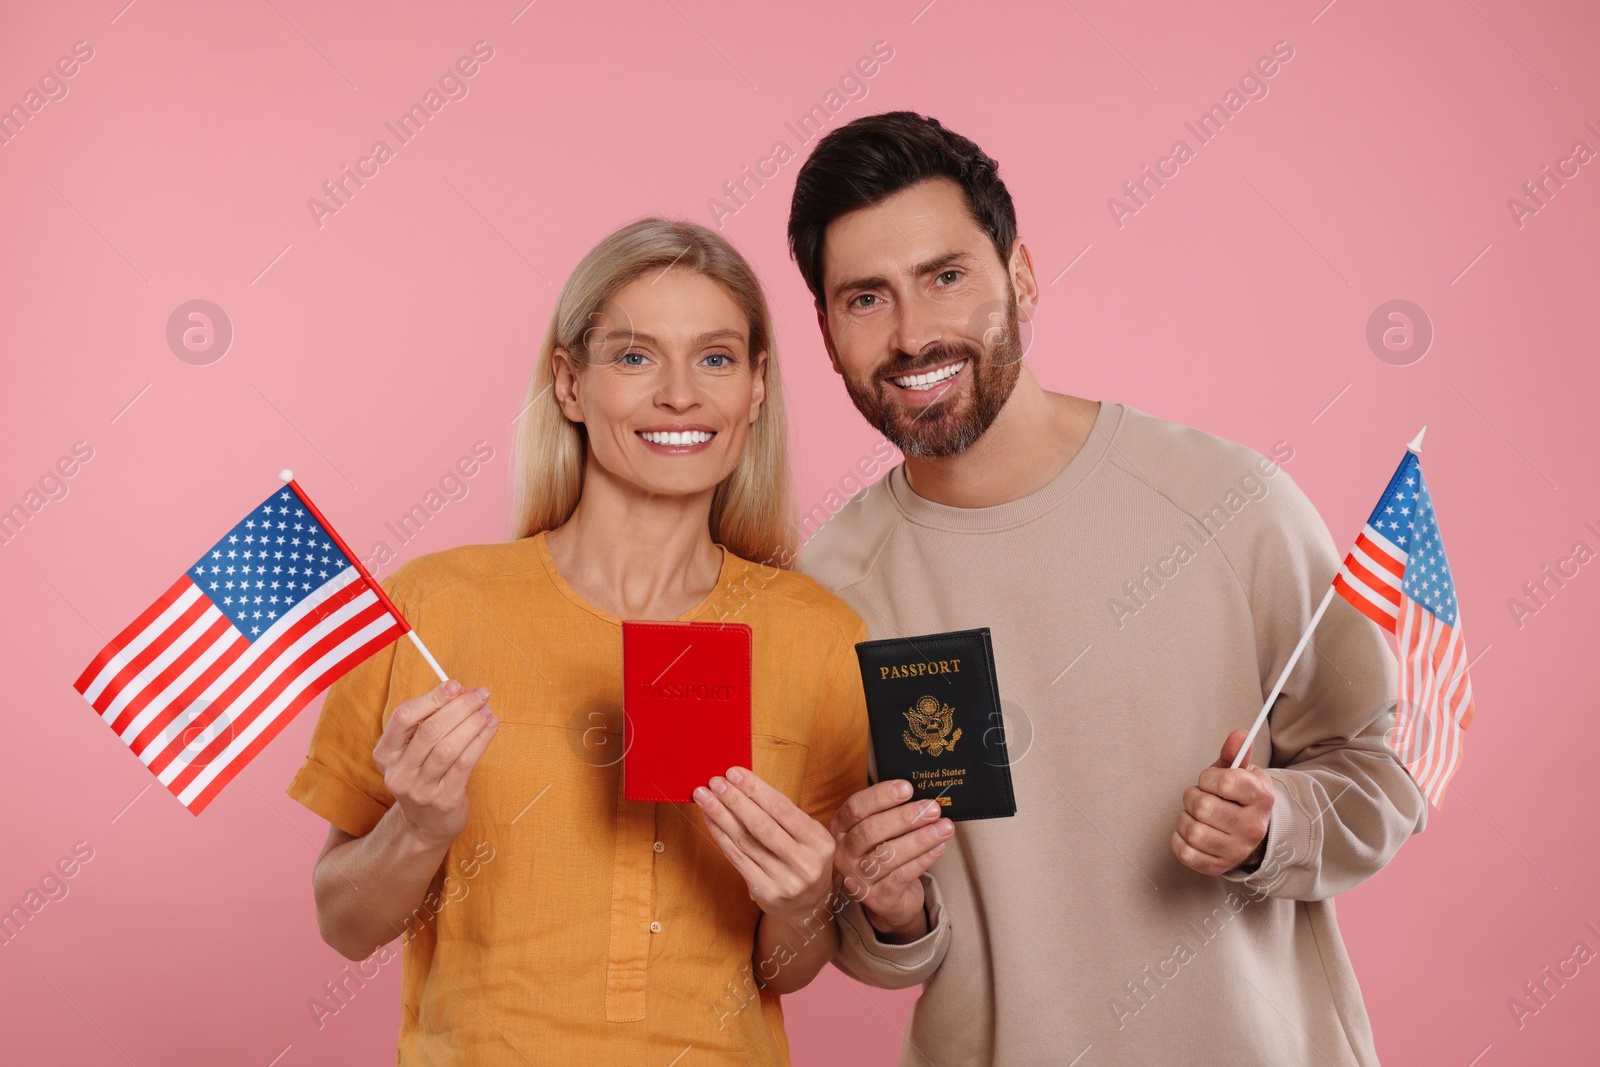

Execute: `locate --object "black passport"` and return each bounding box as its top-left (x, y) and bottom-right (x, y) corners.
top-left (853, 627), bottom-right (1017, 822)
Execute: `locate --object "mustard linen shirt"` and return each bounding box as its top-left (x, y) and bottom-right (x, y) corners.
top-left (286, 532), bottom-right (870, 1066)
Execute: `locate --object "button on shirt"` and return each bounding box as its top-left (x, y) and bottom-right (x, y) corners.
top-left (286, 533), bottom-right (869, 1066)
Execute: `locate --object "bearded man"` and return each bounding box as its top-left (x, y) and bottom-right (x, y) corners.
top-left (800, 112), bottom-right (1426, 1067)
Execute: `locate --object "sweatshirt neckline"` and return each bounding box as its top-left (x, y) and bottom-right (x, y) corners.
top-left (885, 400), bottom-right (1123, 532)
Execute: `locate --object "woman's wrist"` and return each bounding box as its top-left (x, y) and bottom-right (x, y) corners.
top-left (762, 886), bottom-right (839, 931)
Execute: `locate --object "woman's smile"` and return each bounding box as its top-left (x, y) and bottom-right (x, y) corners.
top-left (635, 423), bottom-right (719, 454)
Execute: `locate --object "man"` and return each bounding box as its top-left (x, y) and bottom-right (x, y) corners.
top-left (793, 112), bottom-right (1427, 1066)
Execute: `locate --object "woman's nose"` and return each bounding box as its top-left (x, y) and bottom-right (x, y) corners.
top-left (655, 359), bottom-right (700, 412)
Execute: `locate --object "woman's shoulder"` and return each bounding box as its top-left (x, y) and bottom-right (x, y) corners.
top-left (720, 552), bottom-right (867, 644)
top-left (379, 538), bottom-right (544, 607)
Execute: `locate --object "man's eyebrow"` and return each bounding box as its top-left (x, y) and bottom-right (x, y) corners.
top-left (829, 250), bottom-right (977, 301)
top-left (912, 250), bottom-right (977, 276)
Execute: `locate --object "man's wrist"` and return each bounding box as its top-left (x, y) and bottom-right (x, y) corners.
top-left (865, 900), bottom-right (929, 944)
top-left (1232, 835), bottom-right (1268, 875)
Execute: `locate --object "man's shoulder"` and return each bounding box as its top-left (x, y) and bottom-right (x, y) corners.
top-left (796, 475), bottom-right (904, 593)
top-left (1114, 406), bottom-right (1303, 514)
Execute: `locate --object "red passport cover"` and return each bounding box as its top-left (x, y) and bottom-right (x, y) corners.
top-left (621, 620), bottom-right (752, 803)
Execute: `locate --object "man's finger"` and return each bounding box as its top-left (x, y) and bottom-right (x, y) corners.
top-left (1183, 785), bottom-right (1246, 834)
top-left (840, 799), bottom-right (944, 866)
top-left (830, 780), bottom-right (915, 838)
top-left (1171, 831), bottom-right (1226, 875)
top-left (842, 814), bottom-right (952, 885)
top-left (866, 838), bottom-right (947, 901)
top-left (1176, 811), bottom-right (1232, 859)
top-left (1199, 765), bottom-right (1269, 807)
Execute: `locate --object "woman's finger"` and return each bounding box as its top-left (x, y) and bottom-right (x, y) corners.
top-left (725, 767), bottom-right (822, 844)
top-left (695, 785), bottom-right (786, 879)
top-left (374, 680), bottom-right (460, 767)
top-left (417, 707), bottom-right (496, 787)
top-left (394, 687), bottom-right (492, 778)
top-left (702, 809), bottom-right (776, 899)
top-left (435, 714), bottom-right (499, 798)
top-left (707, 773), bottom-right (798, 860)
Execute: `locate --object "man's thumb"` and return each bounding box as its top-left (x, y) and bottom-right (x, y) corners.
top-left (1217, 728), bottom-right (1252, 769)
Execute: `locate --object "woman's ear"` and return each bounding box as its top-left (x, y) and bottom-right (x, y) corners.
top-left (552, 346), bottom-right (585, 424)
top-left (748, 350), bottom-right (768, 424)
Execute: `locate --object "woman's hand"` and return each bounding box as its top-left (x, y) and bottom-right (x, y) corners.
top-left (372, 678), bottom-right (500, 851)
top-left (693, 766), bottom-right (835, 924)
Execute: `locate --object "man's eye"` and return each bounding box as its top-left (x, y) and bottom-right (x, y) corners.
top-left (851, 293), bottom-right (879, 309)
top-left (936, 270), bottom-right (961, 285)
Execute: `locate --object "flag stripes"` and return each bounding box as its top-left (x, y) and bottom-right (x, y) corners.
top-left (71, 482), bottom-right (411, 814)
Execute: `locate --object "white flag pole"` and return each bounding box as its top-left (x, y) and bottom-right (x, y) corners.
top-left (1227, 426), bottom-right (1427, 770)
top-left (278, 469), bottom-right (449, 685)
top-left (407, 631), bottom-right (450, 684)
top-left (1230, 587), bottom-right (1335, 769)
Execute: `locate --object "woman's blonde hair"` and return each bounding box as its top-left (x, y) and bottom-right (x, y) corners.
top-left (511, 217), bottom-right (795, 569)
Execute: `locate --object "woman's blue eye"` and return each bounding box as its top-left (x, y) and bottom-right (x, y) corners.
top-left (620, 352), bottom-right (649, 366)
top-left (703, 354), bottom-right (731, 368)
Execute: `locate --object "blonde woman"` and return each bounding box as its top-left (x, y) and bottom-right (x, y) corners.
top-left (286, 220), bottom-right (915, 1064)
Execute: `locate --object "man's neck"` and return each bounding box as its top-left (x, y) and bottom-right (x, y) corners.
top-left (902, 368), bottom-right (1101, 509)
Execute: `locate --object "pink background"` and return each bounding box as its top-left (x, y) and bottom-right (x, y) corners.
top-left (3, 0), bottom-right (1598, 1063)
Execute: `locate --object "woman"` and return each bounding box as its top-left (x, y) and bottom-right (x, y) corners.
top-left (285, 218), bottom-right (899, 1065)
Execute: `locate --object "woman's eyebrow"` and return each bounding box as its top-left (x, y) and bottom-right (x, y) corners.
top-left (613, 328), bottom-right (746, 347)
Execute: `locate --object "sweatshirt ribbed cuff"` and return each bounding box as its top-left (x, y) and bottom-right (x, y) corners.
top-left (836, 872), bottom-right (951, 980)
top-left (1221, 771), bottom-right (1317, 890)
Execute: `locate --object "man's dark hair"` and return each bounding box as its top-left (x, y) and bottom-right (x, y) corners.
top-left (787, 111), bottom-right (1017, 304)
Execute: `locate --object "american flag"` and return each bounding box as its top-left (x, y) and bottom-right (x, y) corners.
top-left (1333, 447), bottom-right (1475, 808)
top-left (73, 479), bottom-right (409, 815)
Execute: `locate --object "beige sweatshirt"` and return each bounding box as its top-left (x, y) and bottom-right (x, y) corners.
top-left (806, 400), bottom-right (1428, 1067)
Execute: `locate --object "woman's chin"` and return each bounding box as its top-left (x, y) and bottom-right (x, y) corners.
top-left (617, 462), bottom-right (734, 501)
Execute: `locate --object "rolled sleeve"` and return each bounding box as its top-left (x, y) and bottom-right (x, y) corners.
top-left (833, 871), bottom-right (951, 989)
top-left (286, 756), bottom-right (391, 838)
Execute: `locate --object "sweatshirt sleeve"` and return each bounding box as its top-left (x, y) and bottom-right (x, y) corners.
top-left (832, 871), bottom-right (951, 988)
top-left (1221, 456), bottom-right (1428, 901)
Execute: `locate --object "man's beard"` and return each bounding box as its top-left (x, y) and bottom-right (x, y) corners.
top-left (842, 297), bottom-right (1026, 459)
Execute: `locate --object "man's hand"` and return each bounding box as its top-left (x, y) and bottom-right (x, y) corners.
top-left (692, 767), bottom-right (835, 924)
top-left (373, 678), bottom-right (499, 851)
top-left (1171, 728), bottom-right (1273, 877)
top-left (830, 780), bottom-right (952, 943)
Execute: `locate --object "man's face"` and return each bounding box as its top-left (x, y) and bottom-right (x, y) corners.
top-left (815, 177), bottom-right (1033, 458)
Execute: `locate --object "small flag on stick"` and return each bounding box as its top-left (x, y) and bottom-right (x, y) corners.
top-left (1231, 428), bottom-right (1477, 808)
top-left (72, 471), bottom-right (445, 815)
top-left (1331, 429), bottom-right (1475, 807)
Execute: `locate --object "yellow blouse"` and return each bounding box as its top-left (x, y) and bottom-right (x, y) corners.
top-left (286, 532), bottom-right (869, 1066)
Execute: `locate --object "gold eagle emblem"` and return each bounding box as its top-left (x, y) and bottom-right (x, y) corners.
top-left (902, 694), bottom-right (961, 756)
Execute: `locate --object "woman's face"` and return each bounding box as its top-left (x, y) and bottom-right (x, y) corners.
top-left (554, 269), bottom-right (766, 500)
